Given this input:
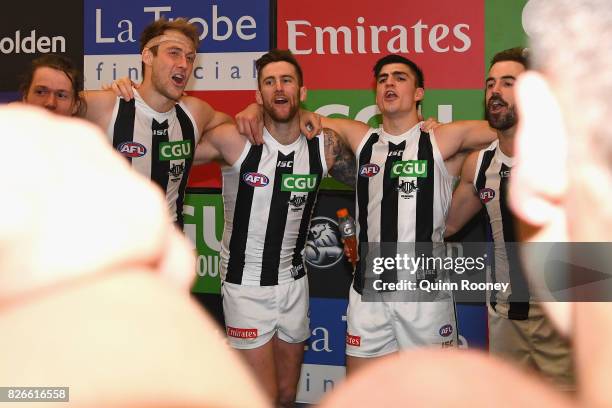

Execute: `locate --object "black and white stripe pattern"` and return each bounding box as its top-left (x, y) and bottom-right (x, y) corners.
top-left (474, 141), bottom-right (530, 320)
top-left (108, 90), bottom-right (199, 227)
top-left (221, 129), bottom-right (327, 286)
top-left (353, 124), bottom-right (455, 293)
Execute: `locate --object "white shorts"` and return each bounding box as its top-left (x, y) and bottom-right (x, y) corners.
top-left (346, 286), bottom-right (457, 357)
top-left (222, 276), bottom-right (310, 349)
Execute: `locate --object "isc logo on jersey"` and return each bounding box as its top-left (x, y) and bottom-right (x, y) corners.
top-left (390, 160), bottom-right (428, 178)
top-left (159, 140), bottom-right (192, 161)
top-left (243, 172), bottom-right (270, 187)
top-left (359, 163), bottom-right (380, 177)
top-left (281, 174), bottom-right (317, 192)
top-left (118, 141), bottom-right (146, 157)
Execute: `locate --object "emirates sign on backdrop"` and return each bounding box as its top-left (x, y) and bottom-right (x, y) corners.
top-left (277, 0), bottom-right (484, 89)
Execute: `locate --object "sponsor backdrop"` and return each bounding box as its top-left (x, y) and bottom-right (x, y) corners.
top-left (1, 2), bottom-right (84, 102)
top-left (1, 0), bottom-right (527, 404)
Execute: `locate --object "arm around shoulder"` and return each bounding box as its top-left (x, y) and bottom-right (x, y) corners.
top-left (435, 120), bottom-right (496, 160)
top-left (324, 128), bottom-right (357, 189)
top-left (79, 89), bottom-right (118, 130)
top-left (195, 122), bottom-right (248, 166)
top-left (319, 115), bottom-right (370, 154)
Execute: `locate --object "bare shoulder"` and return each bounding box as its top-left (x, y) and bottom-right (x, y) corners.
top-left (180, 95), bottom-right (226, 131)
top-left (180, 95), bottom-right (214, 118)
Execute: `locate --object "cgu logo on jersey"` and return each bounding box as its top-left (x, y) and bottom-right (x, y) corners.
top-left (159, 140), bottom-right (191, 161)
top-left (243, 172), bottom-right (270, 187)
top-left (390, 160), bottom-right (428, 178)
top-left (159, 140), bottom-right (192, 161)
top-left (117, 141), bottom-right (146, 157)
top-left (479, 188), bottom-right (495, 203)
top-left (359, 163), bottom-right (380, 177)
top-left (281, 174), bottom-right (318, 192)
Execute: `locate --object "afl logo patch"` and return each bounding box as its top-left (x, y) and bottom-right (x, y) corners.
top-left (479, 188), bottom-right (496, 203)
top-left (439, 324), bottom-right (453, 337)
top-left (243, 172), bottom-right (270, 187)
top-left (359, 163), bottom-right (380, 177)
top-left (118, 142), bottom-right (147, 158)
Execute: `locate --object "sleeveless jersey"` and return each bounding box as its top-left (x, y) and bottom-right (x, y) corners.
top-left (353, 123), bottom-right (455, 292)
top-left (220, 129), bottom-right (328, 286)
top-left (474, 140), bottom-right (530, 320)
top-left (108, 90), bottom-right (200, 227)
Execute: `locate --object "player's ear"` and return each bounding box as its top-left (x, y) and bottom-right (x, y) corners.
top-left (414, 87), bottom-right (424, 103)
top-left (255, 90), bottom-right (263, 106)
top-left (71, 99), bottom-right (81, 116)
top-left (299, 86), bottom-right (307, 103)
top-left (142, 48), bottom-right (154, 68)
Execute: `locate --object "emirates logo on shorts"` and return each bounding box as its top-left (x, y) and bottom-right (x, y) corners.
top-left (346, 334), bottom-right (361, 347)
top-left (226, 326), bottom-right (258, 339)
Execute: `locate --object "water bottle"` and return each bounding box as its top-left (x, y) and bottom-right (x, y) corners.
top-left (337, 208), bottom-right (357, 267)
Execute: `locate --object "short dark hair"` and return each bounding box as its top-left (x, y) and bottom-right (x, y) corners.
top-left (20, 54), bottom-right (85, 116)
top-left (255, 49), bottom-right (304, 87)
top-left (139, 18), bottom-right (200, 76)
top-left (373, 54), bottom-right (425, 88)
top-left (490, 47), bottom-right (530, 70)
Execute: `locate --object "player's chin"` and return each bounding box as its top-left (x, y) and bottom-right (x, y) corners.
top-left (269, 110), bottom-right (293, 123)
top-left (166, 85), bottom-right (185, 99)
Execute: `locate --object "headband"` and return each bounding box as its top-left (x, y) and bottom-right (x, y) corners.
top-left (143, 34), bottom-right (195, 51)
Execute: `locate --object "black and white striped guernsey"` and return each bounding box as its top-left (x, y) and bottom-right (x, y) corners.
top-left (220, 129), bottom-right (328, 286)
top-left (107, 90), bottom-right (200, 227)
top-left (353, 123), bottom-right (456, 292)
top-left (474, 140), bottom-right (530, 320)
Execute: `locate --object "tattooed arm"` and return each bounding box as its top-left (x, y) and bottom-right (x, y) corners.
top-left (324, 128), bottom-right (357, 189)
